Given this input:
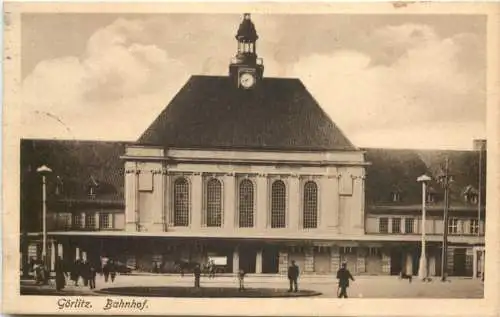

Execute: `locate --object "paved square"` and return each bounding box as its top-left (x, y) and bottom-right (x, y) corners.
top-left (21, 274), bottom-right (484, 298)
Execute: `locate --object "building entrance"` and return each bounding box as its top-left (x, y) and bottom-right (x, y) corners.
top-left (453, 248), bottom-right (467, 276)
top-left (390, 249), bottom-right (403, 275)
top-left (239, 249), bottom-right (257, 273)
top-left (262, 246), bottom-right (279, 273)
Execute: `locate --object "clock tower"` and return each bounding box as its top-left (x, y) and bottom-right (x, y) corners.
top-left (229, 13), bottom-right (264, 89)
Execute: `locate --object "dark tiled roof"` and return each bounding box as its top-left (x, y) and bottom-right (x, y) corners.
top-left (363, 148), bottom-right (485, 209)
top-left (21, 139), bottom-right (128, 203)
top-left (138, 76), bottom-right (356, 152)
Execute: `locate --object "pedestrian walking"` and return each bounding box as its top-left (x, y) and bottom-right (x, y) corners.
top-left (194, 265), bottom-right (201, 288)
top-left (88, 262), bottom-right (97, 290)
top-left (209, 260), bottom-right (216, 278)
top-left (103, 259), bottom-right (110, 283)
top-left (336, 262), bottom-right (355, 298)
top-left (238, 268), bottom-right (246, 291)
top-left (81, 259), bottom-right (90, 287)
top-left (55, 256), bottom-right (67, 291)
top-left (71, 258), bottom-right (81, 286)
top-left (108, 260), bottom-right (117, 283)
top-left (287, 260), bottom-right (299, 292)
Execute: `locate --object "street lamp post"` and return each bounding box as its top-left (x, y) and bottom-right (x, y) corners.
top-left (36, 165), bottom-right (52, 266)
top-left (438, 157), bottom-right (453, 282)
top-left (417, 174), bottom-right (432, 281)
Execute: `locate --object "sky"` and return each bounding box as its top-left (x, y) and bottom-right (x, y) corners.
top-left (20, 13), bottom-right (486, 150)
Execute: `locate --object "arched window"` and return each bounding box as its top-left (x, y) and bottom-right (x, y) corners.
top-left (271, 180), bottom-right (286, 228)
top-left (303, 181), bottom-right (318, 229)
top-left (173, 178), bottom-right (190, 226)
top-left (206, 178), bottom-right (222, 227)
top-left (239, 179), bottom-right (254, 228)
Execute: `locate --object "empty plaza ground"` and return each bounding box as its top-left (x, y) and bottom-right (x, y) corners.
top-left (21, 274), bottom-right (484, 298)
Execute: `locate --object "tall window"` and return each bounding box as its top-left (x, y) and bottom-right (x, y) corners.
top-left (303, 181), bottom-right (318, 229)
top-left (470, 219), bottom-right (479, 235)
top-left (239, 179), bottom-right (254, 228)
top-left (379, 217), bottom-right (389, 233)
top-left (405, 218), bottom-right (415, 234)
top-left (392, 218), bottom-right (401, 233)
top-left (271, 180), bottom-right (286, 228)
top-left (173, 178), bottom-right (190, 227)
top-left (206, 178), bottom-right (222, 227)
top-left (448, 218), bottom-right (459, 234)
top-left (73, 214), bottom-right (82, 228)
top-left (85, 213), bottom-right (95, 229)
top-left (99, 213), bottom-right (111, 229)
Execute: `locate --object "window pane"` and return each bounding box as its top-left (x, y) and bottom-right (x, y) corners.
top-left (470, 219), bottom-right (479, 235)
top-left (405, 218), bottom-right (414, 233)
top-left (206, 179), bottom-right (222, 227)
top-left (271, 180), bottom-right (286, 228)
top-left (99, 213), bottom-right (110, 229)
top-left (379, 218), bottom-right (389, 233)
top-left (239, 179), bottom-right (254, 228)
top-left (174, 178), bottom-right (190, 227)
top-left (303, 181), bottom-right (318, 229)
top-left (85, 213), bottom-right (95, 229)
top-left (392, 218), bottom-right (401, 233)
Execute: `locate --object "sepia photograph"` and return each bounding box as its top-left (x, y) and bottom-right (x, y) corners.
top-left (2, 2), bottom-right (499, 316)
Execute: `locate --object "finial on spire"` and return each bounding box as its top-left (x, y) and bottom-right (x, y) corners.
top-left (236, 13), bottom-right (258, 42)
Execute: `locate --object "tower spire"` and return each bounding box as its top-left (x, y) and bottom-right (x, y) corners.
top-left (229, 13), bottom-right (264, 89)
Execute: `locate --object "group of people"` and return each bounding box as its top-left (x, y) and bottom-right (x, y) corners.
top-left (287, 260), bottom-right (355, 298)
top-left (41, 256), bottom-right (118, 291)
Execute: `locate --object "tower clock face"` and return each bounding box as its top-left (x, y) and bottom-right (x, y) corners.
top-left (239, 72), bottom-right (256, 88)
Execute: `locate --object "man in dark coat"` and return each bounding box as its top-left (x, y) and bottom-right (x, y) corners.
top-left (81, 259), bottom-right (90, 287)
top-left (109, 260), bottom-right (117, 283)
top-left (71, 258), bottom-right (82, 286)
top-left (336, 262), bottom-right (355, 298)
top-left (287, 260), bottom-right (299, 292)
top-left (55, 256), bottom-right (67, 291)
top-left (193, 265), bottom-right (201, 288)
top-left (88, 262), bottom-right (97, 290)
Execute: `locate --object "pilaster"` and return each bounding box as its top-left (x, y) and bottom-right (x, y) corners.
top-left (382, 250), bottom-right (391, 275)
top-left (304, 247), bottom-right (314, 273)
top-left (321, 174), bottom-right (339, 230)
top-left (191, 173), bottom-right (202, 229)
top-left (125, 162), bottom-right (138, 231)
top-left (256, 174), bottom-right (268, 229)
top-left (50, 242), bottom-right (56, 271)
top-left (278, 251), bottom-right (288, 275)
top-left (289, 175), bottom-right (300, 230)
top-left (95, 212), bottom-right (100, 229)
top-left (356, 247), bottom-right (366, 274)
top-left (330, 246), bottom-right (340, 272)
top-left (256, 249), bottom-right (263, 274)
top-left (224, 173), bottom-right (236, 229)
top-left (233, 247), bottom-right (240, 274)
top-left (406, 252), bottom-right (413, 275)
top-left (151, 169), bottom-right (165, 231)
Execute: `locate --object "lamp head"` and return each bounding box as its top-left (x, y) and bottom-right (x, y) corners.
top-left (36, 165), bottom-right (52, 174)
top-left (417, 174), bottom-right (432, 183)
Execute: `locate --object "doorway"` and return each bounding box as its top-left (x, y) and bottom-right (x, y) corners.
top-left (390, 249), bottom-right (403, 275)
top-left (239, 249), bottom-right (256, 273)
top-left (453, 248), bottom-right (467, 276)
top-left (262, 246), bottom-right (279, 273)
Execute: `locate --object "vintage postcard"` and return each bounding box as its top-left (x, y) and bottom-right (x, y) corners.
top-left (2, 1), bottom-right (499, 316)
